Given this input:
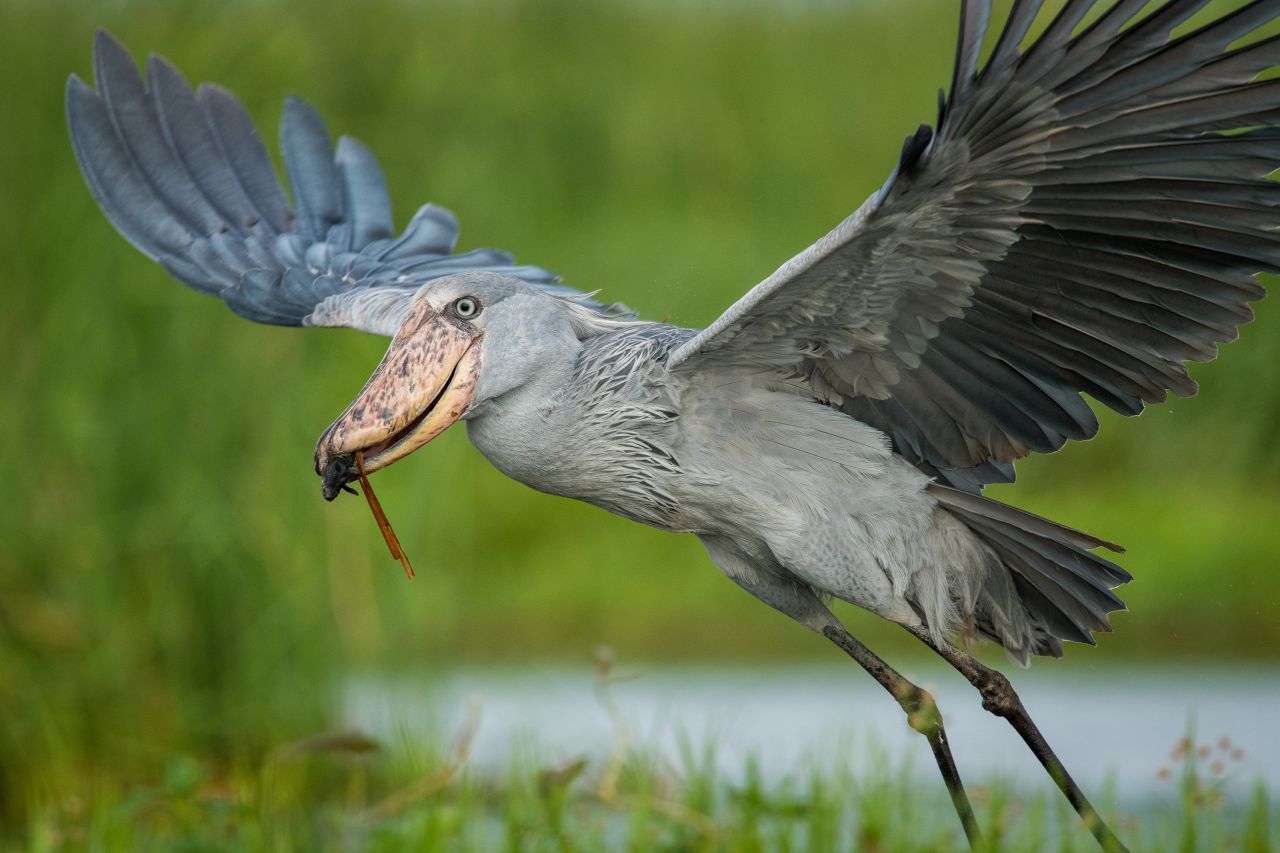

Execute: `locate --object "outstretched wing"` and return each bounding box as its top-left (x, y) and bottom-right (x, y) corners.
top-left (67, 29), bottom-right (624, 336)
top-left (668, 0), bottom-right (1279, 490)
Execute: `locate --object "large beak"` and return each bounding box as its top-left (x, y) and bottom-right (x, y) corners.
top-left (314, 306), bottom-right (482, 500)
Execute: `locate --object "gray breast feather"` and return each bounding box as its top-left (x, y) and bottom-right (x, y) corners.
top-left (531, 325), bottom-right (696, 527)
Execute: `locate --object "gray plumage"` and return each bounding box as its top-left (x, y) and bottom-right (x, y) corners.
top-left (69, 0), bottom-right (1278, 673)
top-left (669, 0), bottom-right (1278, 494)
top-left (66, 30), bottom-right (628, 335)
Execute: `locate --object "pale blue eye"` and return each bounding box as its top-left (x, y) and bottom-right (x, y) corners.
top-left (453, 297), bottom-right (479, 318)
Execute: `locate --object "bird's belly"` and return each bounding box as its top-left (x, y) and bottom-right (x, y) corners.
top-left (682, 453), bottom-right (945, 623)
top-left (772, 508), bottom-right (932, 624)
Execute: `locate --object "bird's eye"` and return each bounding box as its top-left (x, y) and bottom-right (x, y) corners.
top-left (452, 296), bottom-right (480, 319)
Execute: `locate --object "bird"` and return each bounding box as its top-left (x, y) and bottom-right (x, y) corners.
top-left (66, 1), bottom-right (1280, 849)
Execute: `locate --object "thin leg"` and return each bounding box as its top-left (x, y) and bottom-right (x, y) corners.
top-left (696, 537), bottom-right (984, 847)
top-left (904, 626), bottom-right (1128, 853)
top-left (822, 625), bottom-right (983, 849)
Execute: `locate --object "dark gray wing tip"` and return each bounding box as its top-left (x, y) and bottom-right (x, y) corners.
top-left (283, 93), bottom-right (323, 122)
top-left (65, 70), bottom-right (91, 103)
top-left (900, 123), bottom-right (934, 174)
top-left (92, 26), bottom-right (124, 58)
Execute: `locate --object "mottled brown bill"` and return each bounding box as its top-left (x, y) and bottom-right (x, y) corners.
top-left (315, 304), bottom-right (483, 501)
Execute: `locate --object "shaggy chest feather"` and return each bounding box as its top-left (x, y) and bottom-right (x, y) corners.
top-left (466, 326), bottom-right (693, 528)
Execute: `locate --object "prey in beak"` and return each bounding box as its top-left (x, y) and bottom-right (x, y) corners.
top-left (315, 300), bottom-right (483, 501)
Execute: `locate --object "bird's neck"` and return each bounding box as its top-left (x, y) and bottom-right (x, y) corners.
top-left (464, 328), bottom-right (687, 528)
top-left (462, 341), bottom-right (581, 494)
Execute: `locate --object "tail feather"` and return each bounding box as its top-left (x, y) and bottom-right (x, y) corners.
top-left (929, 482), bottom-right (1131, 665)
top-left (929, 482), bottom-right (1126, 556)
top-left (970, 521), bottom-right (1125, 624)
top-left (1007, 573), bottom-right (1084, 647)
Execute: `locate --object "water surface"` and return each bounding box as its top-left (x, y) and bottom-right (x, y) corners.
top-left (344, 663), bottom-right (1280, 800)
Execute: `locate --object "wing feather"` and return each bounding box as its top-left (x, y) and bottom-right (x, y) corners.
top-left (669, 0), bottom-right (1279, 489)
top-left (68, 30), bottom-right (622, 336)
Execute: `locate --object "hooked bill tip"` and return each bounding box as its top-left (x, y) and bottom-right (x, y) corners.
top-left (320, 454), bottom-right (354, 502)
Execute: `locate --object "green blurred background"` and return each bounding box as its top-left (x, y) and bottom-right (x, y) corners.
top-left (2, 0), bottom-right (1279, 835)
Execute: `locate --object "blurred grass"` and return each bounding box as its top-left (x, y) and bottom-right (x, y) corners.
top-left (17, 668), bottom-right (1279, 852)
top-left (2, 0), bottom-right (1280, 837)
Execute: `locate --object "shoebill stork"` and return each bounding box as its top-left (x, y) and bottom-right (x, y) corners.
top-left (68, 1), bottom-right (1280, 848)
